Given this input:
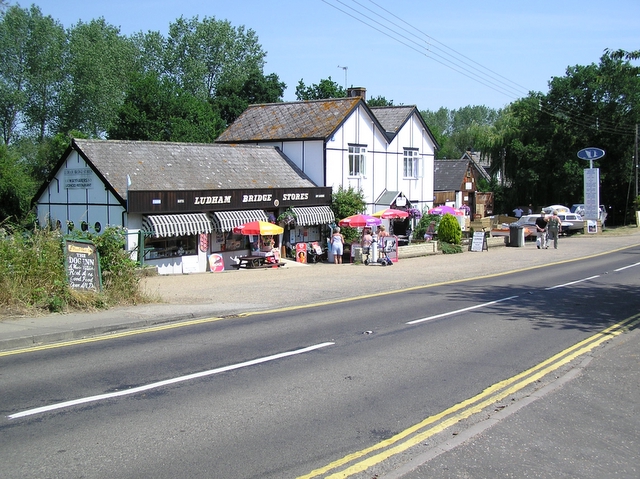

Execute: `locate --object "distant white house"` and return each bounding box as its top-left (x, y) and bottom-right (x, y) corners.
top-left (217, 88), bottom-right (439, 221)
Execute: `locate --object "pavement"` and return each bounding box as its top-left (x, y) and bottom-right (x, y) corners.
top-left (2, 230), bottom-right (640, 477)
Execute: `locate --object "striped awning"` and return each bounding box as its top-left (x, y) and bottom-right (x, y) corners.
top-left (210, 209), bottom-right (268, 232)
top-left (291, 206), bottom-right (335, 226)
top-left (144, 213), bottom-right (213, 238)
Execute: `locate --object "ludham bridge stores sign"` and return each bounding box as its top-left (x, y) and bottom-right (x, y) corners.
top-left (127, 187), bottom-right (332, 214)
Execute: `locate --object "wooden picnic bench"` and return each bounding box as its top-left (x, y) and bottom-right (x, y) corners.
top-left (231, 255), bottom-right (284, 269)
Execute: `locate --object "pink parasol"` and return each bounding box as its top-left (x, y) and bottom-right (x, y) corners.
top-left (428, 205), bottom-right (464, 216)
top-left (372, 208), bottom-right (409, 219)
top-left (338, 214), bottom-right (382, 228)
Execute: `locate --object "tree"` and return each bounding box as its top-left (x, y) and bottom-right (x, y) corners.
top-left (367, 95), bottom-right (393, 107)
top-left (0, 5), bottom-right (30, 145)
top-left (0, 143), bottom-right (35, 222)
top-left (164, 16), bottom-right (266, 100)
top-left (108, 71), bottom-right (225, 142)
top-left (421, 105), bottom-right (501, 159)
top-left (295, 77), bottom-right (345, 100)
top-left (60, 18), bottom-right (136, 137)
top-left (481, 51), bottom-right (640, 222)
top-left (213, 69), bottom-right (285, 125)
top-left (23, 7), bottom-right (66, 141)
top-left (330, 185), bottom-right (366, 244)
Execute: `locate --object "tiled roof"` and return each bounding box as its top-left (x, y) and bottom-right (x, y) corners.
top-left (73, 139), bottom-right (316, 200)
top-left (370, 106), bottom-right (415, 134)
top-left (216, 98), bottom-right (362, 142)
top-left (434, 159), bottom-right (469, 191)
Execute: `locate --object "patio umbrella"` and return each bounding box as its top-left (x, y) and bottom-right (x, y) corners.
top-left (232, 221), bottom-right (284, 236)
top-left (338, 214), bottom-right (382, 228)
top-left (428, 205), bottom-right (464, 216)
top-left (372, 208), bottom-right (409, 219)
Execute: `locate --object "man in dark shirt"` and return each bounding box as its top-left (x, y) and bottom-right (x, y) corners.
top-left (535, 212), bottom-right (548, 249)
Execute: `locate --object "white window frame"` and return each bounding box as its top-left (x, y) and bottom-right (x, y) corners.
top-left (348, 145), bottom-right (367, 177)
top-left (403, 149), bottom-right (421, 178)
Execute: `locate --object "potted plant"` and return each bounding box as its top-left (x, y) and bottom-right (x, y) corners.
top-left (277, 208), bottom-right (297, 226)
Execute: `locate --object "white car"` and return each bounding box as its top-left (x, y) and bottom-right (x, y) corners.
top-left (571, 204), bottom-right (607, 227)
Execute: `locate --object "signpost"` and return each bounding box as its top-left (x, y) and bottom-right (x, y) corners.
top-left (64, 239), bottom-right (101, 291)
top-left (577, 147), bottom-right (605, 222)
top-left (470, 231), bottom-right (487, 252)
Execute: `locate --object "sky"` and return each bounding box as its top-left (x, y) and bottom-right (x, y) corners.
top-left (19, 0), bottom-right (640, 112)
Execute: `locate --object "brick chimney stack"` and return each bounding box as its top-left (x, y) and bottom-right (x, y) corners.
top-left (347, 87), bottom-right (366, 101)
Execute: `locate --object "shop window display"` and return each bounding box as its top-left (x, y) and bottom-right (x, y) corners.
top-left (145, 235), bottom-right (196, 259)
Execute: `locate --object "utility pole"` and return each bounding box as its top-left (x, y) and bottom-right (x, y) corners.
top-left (635, 123), bottom-right (638, 200)
top-left (337, 65), bottom-right (348, 90)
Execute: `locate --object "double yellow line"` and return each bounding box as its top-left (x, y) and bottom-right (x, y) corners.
top-left (299, 314), bottom-right (640, 479)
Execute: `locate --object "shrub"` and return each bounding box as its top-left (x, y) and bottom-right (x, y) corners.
top-left (437, 213), bottom-right (462, 245)
top-left (0, 224), bottom-right (70, 312)
top-left (0, 223), bottom-right (148, 315)
top-left (439, 242), bottom-right (463, 254)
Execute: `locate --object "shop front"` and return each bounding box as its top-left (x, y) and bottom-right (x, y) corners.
top-left (128, 187), bottom-right (333, 273)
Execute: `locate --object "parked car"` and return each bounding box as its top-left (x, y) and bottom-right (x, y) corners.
top-left (512, 214), bottom-right (539, 240)
top-left (556, 212), bottom-right (585, 234)
top-left (571, 204), bottom-right (607, 227)
top-left (542, 204), bottom-right (571, 214)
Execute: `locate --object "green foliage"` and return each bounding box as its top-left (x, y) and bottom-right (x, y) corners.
top-left (437, 213), bottom-right (462, 245)
top-left (421, 105), bottom-right (501, 159)
top-left (108, 71), bottom-right (226, 142)
top-left (61, 18), bottom-right (136, 136)
top-left (439, 242), bottom-right (463, 254)
top-left (0, 144), bottom-right (36, 222)
top-left (71, 226), bottom-right (144, 305)
top-left (331, 185), bottom-right (366, 244)
top-left (0, 224), bottom-right (69, 312)
top-left (295, 77), bottom-right (346, 100)
top-left (213, 70), bottom-right (285, 125)
top-left (0, 224), bottom-right (147, 314)
top-left (412, 213), bottom-right (440, 242)
top-left (367, 95), bottom-right (394, 107)
top-left (164, 16), bottom-right (266, 100)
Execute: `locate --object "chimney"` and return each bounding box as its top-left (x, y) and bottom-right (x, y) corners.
top-left (347, 87), bottom-right (366, 101)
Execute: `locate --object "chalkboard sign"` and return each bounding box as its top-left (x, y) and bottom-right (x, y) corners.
top-left (64, 239), bottom-right (102, 291)
top-left (470, 231), bottom-right (487, 252)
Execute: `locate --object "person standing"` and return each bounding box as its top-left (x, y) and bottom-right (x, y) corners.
top-left (547, 210), bottom-right (562, 249)
top-left (512, 206), bottom-right (523, 218)
top-left (331, 227), bottom-right (345, 264)
top-left (535, 211), bottom-right (548, 249)
top-left (361, 228), bottom-right (373, 263)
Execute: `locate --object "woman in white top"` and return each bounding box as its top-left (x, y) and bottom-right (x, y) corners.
top-left (331, 227), bottom-right (345, 264)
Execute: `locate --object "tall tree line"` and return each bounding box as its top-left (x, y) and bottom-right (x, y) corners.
top-left (0, 4), bottom-right (284, 223)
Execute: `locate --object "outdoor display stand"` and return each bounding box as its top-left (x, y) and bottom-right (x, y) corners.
top-left (470, 231), bottom-right (488, 252)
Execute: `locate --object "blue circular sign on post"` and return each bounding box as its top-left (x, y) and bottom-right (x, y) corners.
top-left (577, 147), bottom-right (606, 161)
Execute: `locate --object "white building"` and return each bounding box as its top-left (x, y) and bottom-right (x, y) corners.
top-left (217, 88), bottom-right (439, 222)
top-left (33, 139), bottom-right (333, 274)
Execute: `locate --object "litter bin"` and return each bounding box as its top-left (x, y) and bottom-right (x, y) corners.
top-left (509, 224), bottom-right (525, 247)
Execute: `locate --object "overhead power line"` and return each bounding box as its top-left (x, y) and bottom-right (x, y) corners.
top-left (320, 0), bottom-right (636, 138)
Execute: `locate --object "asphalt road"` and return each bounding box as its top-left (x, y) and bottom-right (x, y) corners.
top-left (1, 246), bottom-right (639, 478)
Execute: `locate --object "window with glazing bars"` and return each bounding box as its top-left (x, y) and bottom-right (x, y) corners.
top-left (349, 145), bottom-right (366, 176)
top-left (404, 149), bottom-right (420, 178)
